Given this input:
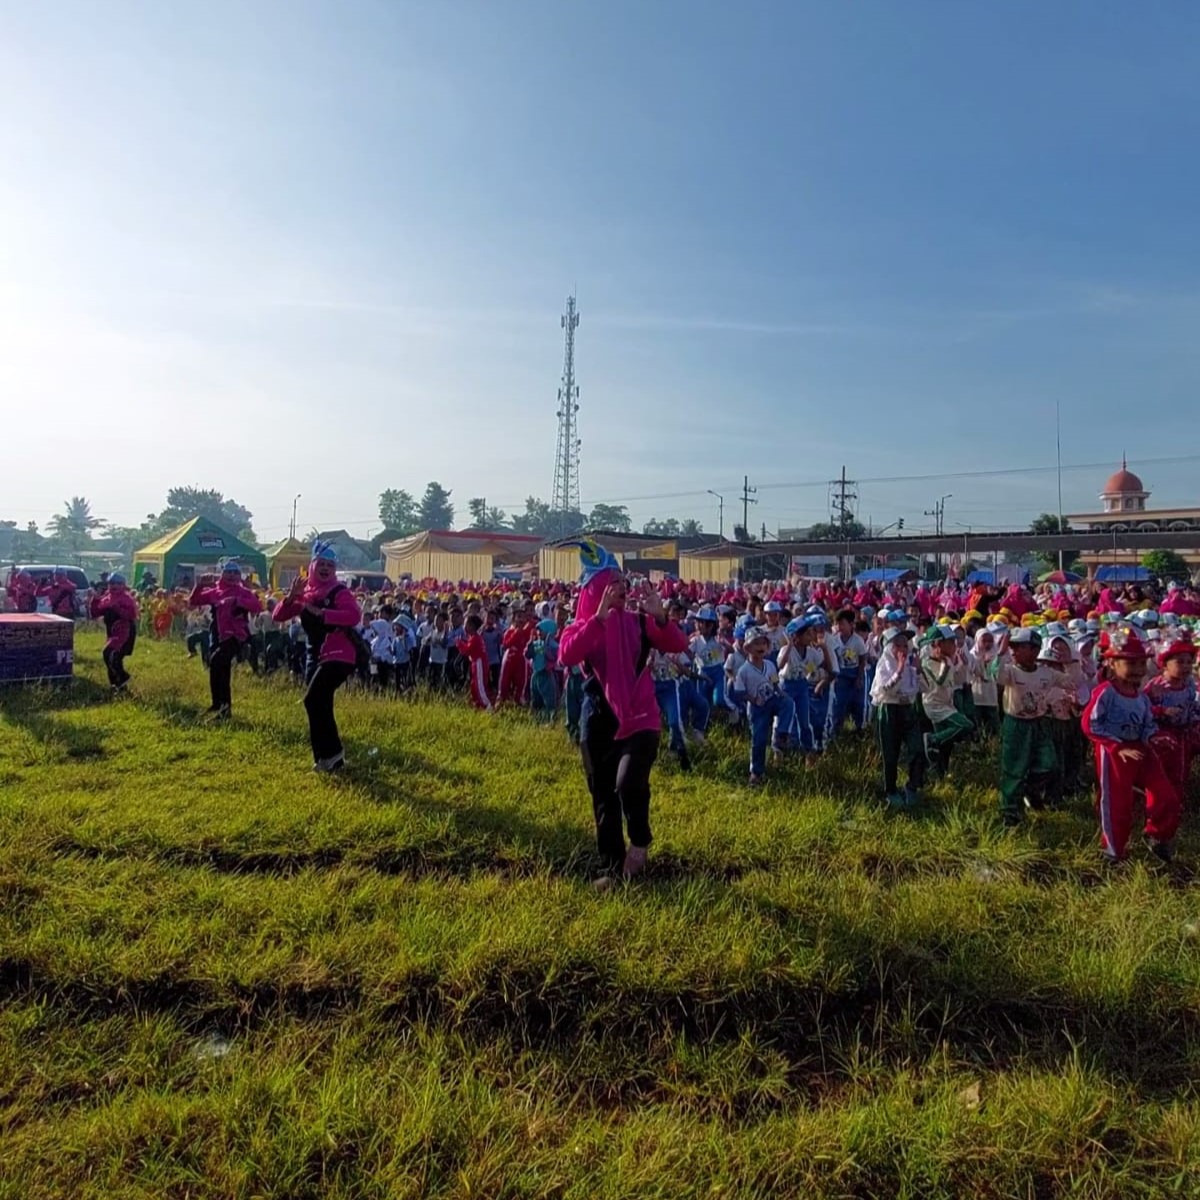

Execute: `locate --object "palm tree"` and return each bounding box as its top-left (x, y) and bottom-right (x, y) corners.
top-left (48, 496), bottom-right (103, 552)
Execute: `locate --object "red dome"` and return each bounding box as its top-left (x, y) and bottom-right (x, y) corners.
top-left (1102, 465), bottom-right (1145, 495)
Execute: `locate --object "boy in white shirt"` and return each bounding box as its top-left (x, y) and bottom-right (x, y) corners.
top-left (737, 627), bottom-right (795, 786)
top-left (995, 627), bottom-right (1059, 826)
top-left (870, 627), bottom-right (924, 809)
top-left (919, 626), bottom-right (974, 774)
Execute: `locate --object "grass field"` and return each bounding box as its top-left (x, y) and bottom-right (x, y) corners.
top-left (1, 631), bottom-right (1198, 1198)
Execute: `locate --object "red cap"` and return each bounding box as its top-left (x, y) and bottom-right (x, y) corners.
top-left (1155, 637), bottom-right (1197, 668)
top-left (1099, 626), bottom-right (1150, 661)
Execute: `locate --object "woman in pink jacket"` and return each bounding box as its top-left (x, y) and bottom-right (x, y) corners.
top-left (272, 540), bottom-right (363, 772)
top-left (89, 573), bottom-right (139, 691)
top-left (557, 540), bottom-right (688, 881)
top-left (189, 561), bottom-right (263, 719)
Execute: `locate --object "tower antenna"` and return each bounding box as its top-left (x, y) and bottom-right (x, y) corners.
top-left (552, 295), bottom-right (581, 533)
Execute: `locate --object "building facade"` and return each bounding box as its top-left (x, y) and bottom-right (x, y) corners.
top-left (1066, 460), bottom-right (1200, 575)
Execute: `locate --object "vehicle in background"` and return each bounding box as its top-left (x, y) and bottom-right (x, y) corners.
top-left (5, 564), bottom-right (93, 616)
top-left (336, 571), bottom-right (391, 592)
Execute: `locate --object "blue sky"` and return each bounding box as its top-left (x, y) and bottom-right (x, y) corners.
top-left (3, 1), bottom-right (1198, 542)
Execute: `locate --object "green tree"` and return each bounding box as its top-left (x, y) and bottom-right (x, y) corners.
top-left (378, 489), bottom-right (420, 535)
top-left (643, 518), bottom-right (681, 537)
top-left (1028, 513), bottom-right (1077, 572)
top-left (587, 504), bottom-right (632, 533)
top-left (679, 518), bottom-right (704, 538)
top-left (806, 519), bottom-right (866, 542)
top-left (418, 482), bottom-right (454, 530)
top-left (48, 497), bottom-right (104, 552)
top-left (1142, 549), bottom-right (1191, 581)
top-left (512, 497), bottom-right (554, 537)
top-left (464, 498), bottom-right (509, 531)
top-left (150, 487), bottom-right (255, 540)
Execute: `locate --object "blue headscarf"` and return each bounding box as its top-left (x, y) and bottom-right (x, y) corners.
top-left (311, 539), bottom-right (338, 563)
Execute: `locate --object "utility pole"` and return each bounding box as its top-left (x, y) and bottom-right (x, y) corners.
top-left (829, 465), bottom-right (858, 579)
top-left (923, 493), bottom-right (952, 576)
top-left (741, 475), bottom-right (757, 536)
top-left (290, 493), bottom-right (301, 541)
top-left (707, 490), bottom-right (725, 539)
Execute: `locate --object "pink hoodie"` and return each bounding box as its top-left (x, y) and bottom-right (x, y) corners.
top-left (558, 571), bottom-right (687, 739)
top-left (189, 580), bottom-right (263, 643)
top-left (273, 576), bottom-right (362, 666)
top-left (90, 586), bottom-right (139, 651)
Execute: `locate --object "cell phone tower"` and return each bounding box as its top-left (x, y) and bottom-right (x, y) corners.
top-left (551, 294), bottom-right (581, 532)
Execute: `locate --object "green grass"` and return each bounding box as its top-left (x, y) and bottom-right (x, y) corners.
top-left (1, 632), bottom-right (1198, 1198)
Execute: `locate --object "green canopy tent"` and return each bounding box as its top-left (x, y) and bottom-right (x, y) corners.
top-left (132, 517), bottom-right (267, 589)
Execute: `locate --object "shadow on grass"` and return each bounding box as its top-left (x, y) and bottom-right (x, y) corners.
top-left (0, 707), bottom-right (110, 761)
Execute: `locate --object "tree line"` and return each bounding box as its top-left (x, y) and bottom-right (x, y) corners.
top-left (377, 486), bottom-right (706, 540)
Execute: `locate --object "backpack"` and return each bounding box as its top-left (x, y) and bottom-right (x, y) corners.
top-left (300, 585), bottom-right (373, 672)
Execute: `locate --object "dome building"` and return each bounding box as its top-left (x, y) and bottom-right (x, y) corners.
top-left (1067, 458), bottom-right (1200, 576)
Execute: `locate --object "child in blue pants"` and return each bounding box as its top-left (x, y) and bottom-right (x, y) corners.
top-left (652, 651), bottom-right (692, 769)
top-left (778, 616), bottom-right (820, 755)
top-left (690, 606), bottom-right (728, 717)
top-left (736, 627), bottom-right (795, 785)
top-left (806, 617), bottom-right (836, 752)
top-left (829, 608), bottom-right (868, 740)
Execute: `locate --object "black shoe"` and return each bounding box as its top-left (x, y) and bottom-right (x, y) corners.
top-left (1146, 837), bottom-right (1175, 864)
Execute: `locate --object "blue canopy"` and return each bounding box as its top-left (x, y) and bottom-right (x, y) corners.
top-left (1095, 565), bottom-right (1150, 583)
top-left (854, 567), bottom-right (913, 584)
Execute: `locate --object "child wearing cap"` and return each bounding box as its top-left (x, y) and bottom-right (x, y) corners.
top-left (870, 627), bottom-right (925, 809)
top-left (918, 627), bottom-right (974, 775)
top-left (994, 628), bottom-right (1059, 824)
top-left (1144, 637), bottom-right (1199, 803)
top-left (828, 608), bottom-right (869, 741)
top-left (778, 617), bottom-right (821, 759)
top-left (189, 562), bottom-right (263, 720)
top-left (736, 627), bottom-right (795, 786)
top-left (690, 607), bottom-right (728, 718)
top-left (1081, 626), bottom-right (1179, 863)
top-left (724, 622), bottom-right (751, 725)
top-left (668, 602), bottom-right (710, 746)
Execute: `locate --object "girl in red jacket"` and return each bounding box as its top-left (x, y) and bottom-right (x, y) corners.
top-left (273, 541), bottom-right (363, 772)
top-left (189, 561), bottom-right (263, 720)
top-left (89, 574), bottom-right (139, 691)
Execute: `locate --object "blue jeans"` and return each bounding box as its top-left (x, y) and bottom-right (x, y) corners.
top-left (782, 678), bottom-right (814, 752)
top-left (749, 692), bottom-right (796, 777)
top-left (700, 665), bottom-right (725, 712)
top-left (809, 685), bottom-right (830, 752)
top-left (655, 679), bottom-right (687, 755)
top-left (677, 677), bottom-right (710, 736)
top-left (830, 675), bottom-right (865, 737)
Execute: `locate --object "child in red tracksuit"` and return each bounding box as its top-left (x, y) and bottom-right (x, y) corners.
top-left (1144, 636), bottom-right (1199, 803)
top-left (460, 615), bottom-right (494, 711)
top-left (1082, 625), bottom-right (1180, 864)
top-left (498, 607), bottom-right (534, 704)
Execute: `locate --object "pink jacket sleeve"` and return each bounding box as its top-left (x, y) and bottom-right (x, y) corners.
top-left (238, 586), bottom-right (264, 616)
top-left (189, 586), bottom-right (216, 608)
top-left (272, 596), bottom-right (302, 623)
top-left (558, 615), bottom-right (605, 668)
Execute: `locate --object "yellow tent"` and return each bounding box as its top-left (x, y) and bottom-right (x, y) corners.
top-left (381, 530), bottom-right (543, 582)
top-left (678, 541), bottom-right (750, 584)
top-left (263, 537), bottom-right (311, 589)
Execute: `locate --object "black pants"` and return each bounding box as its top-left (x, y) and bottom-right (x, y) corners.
top-left (579, 691), bottom-right (659, 869)
top-left (303, 661), bottom-right (354, 762)
top-left (372, 661), bottom-right (393, 689)
top-left (103, 647), bottom-right (130, 688)
top-left (186, 631), bottom-right (210, 664)
top-left (208, 637), bottom-right (243, 711)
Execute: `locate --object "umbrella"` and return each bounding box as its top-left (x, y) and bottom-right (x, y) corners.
top-left (1038, 569), bottom-right (1082, 585)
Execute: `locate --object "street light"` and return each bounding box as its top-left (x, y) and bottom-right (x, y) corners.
top-left (707, 490), bottom-right (725, 539)
top-left (290, 493), bottom-right (302, 540)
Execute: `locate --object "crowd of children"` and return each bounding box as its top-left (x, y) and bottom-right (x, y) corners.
top-left (10, 557), bottom-right (1199, 869)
